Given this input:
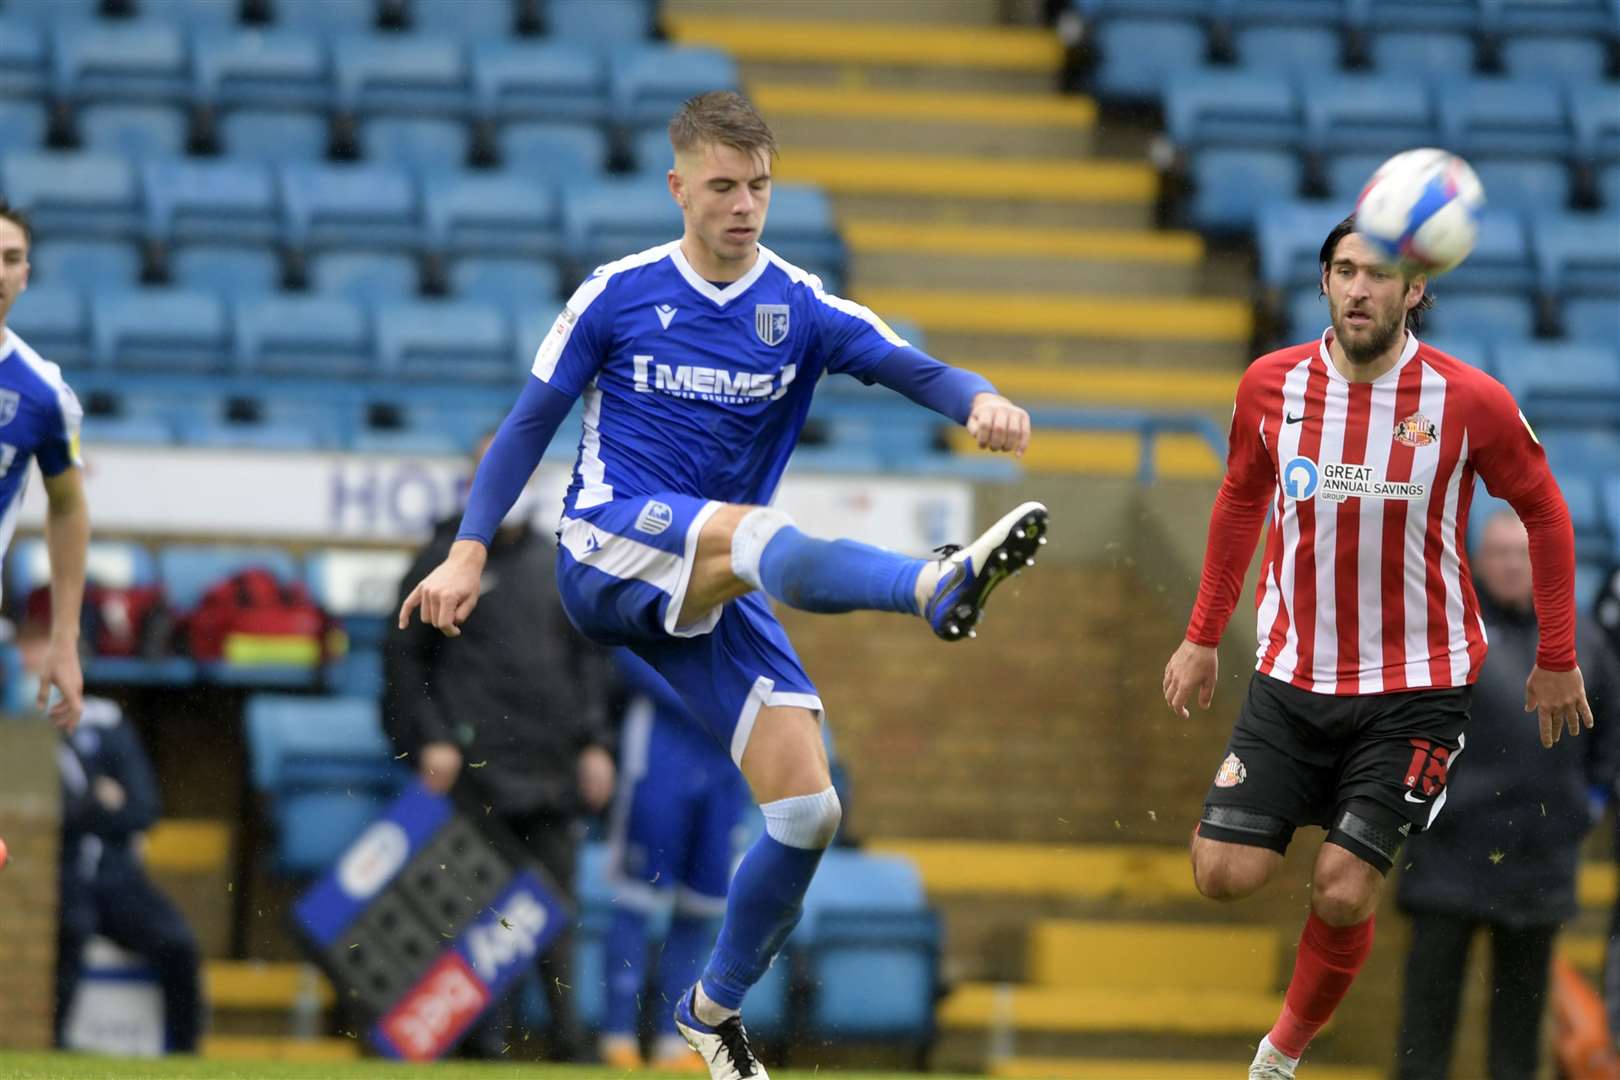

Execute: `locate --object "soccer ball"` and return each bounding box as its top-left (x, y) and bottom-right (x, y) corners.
top-left (1353, 148), bottom-right (1485, 275)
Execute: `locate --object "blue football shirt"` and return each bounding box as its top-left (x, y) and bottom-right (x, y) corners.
top-left (530, 242), bottom-right (908, 514)
top-left (0, 328), bottom-right (82, 588)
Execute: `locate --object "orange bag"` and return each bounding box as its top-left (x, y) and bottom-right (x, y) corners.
top-left (1553, 955), bottom-right (1620, 1080)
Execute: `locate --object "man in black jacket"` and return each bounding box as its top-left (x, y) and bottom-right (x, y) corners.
top-left (1393, 508), bottom-right (1620, 1080)
top-left (383, 437), bottom-right (617, 1062)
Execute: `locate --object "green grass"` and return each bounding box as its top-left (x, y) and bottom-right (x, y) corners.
top-left (0, 1055), bottom-right (985, 1080)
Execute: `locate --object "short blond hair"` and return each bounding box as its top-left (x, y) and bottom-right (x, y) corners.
top-left (668, 90), bottom-right (778, 161)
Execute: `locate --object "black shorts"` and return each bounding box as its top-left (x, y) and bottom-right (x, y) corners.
top-left (1199, 672), bottom-right (1471, 872)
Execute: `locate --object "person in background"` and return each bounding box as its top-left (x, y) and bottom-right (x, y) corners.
top-left (1394, 508), bottom-right (1620, 1080)
top-left (383, 433), bottom-right (616, 1062)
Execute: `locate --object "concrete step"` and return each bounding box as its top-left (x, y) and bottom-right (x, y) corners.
top-left (780, 150), bottom-right (1155, 204)
top-left (949, 427), bottom-right (1222, 479)
top-left (202, 1035), bottom-right (359, 1062)
top-left (834, 192), bottom-right (1158, 230)
top-left (146, 819), bottom-right (234, 959)
top-left (993, 1059), bottom-right (1382, 1079)
top-left (969, 362), bottom-right (1237, 409)
top-left (940, 982), bottom-right (1282, 1035)
top-left (205, 960), bottom-right (334, 1011)
top-left (668, 0), bottom-right (1007, 25)
top-left (868, 840), bottom-right (1200, 903)
top-left (144, 818), bottom-right (231, 873)
top-left (754, 83), bottom-right (1097, 158)
top-left (1027, 920), bottom-right (1279, 994)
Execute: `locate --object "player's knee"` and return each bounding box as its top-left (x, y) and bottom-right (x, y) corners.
top-left (1311, 872), bottom-right (1380, 926)
top-left (1191, 851), bottom-right (1267, 901)
top-left (761, 786), bottom-right (841, 850)
top-left (729, 506), bottom-right (795, 590)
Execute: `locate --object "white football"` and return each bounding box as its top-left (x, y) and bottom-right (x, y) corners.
top-left (1353, 148), bottom-right (1485, 275)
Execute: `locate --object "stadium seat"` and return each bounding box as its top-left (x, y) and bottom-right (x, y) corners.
top-left (629, 127), bottom-right (671, 176)
top-left (1531, 212), bottom-right (1620, 296)
top-left (1073, 0), bottom-right (1211, 18)
top-left (1164, 69), bottom-right (1301, 149)
top-left (422, 171), bottom-right (562, 260)
top-left (1230, 24), bottom-right (1346, 76)
top-left (1, 151), bottom-right (143, 239)
top-left (280, 162), bottom-right (421, 251)
top-left (1494, 342), bottom-right (1620, 427)
top-left (1091, 17), bottom-right (1210, 104)
top-left (373, 299), bottom-right (513, 381)
top-left (28, 240), bottom-right (144, 292)
top-left (143, 158), bottom-right (280, 246)
top-left (76, 104), bottom-right (191, 159)
top-left (1257, 201), bottom-right (1348, 292)
top-left (1604, 479), bottom-right (1620, 552)
top-left (7, 537), bottom-right (158, 601)
top-left (80, 414), bottom-right (176, 446)
top-left (1421, 292), bottom-right (1538, 340)
top-left (563, 178), bottom-right (683, 272)
top-left (269, 0), bottom-right (381, 33)
top-left (308, 251), bottom-right (422, 303)
top-left (1323, 151), bottom-right (1388, 203)
top-left (410, 0), bottom-right (519, 37)
top-left (1469, 158), bottom-right (1572, 213)
top-left (1347, 0), bottom-right (1479, 32)
top-left (192, 28), bottom-right (330, 113)
top-left (332, 35), bottom-right (471, 118)
top-left (52, 20), bottom-right (190, 105)
top-left (1541, 431), bottom-right (1620, 488)
top-left (544, 0), bottom-right (654, 42)
top-left (6, 0), bottom-right (104, 20)
top-left (1498, 35), bottom-right (1611, 84)
top-left (169, 245), bottom-right (284, 296)
top-left (5, 286), bottom-right (89, 368)
top-left (1483, 0), bottom-right (1618, 36)
top-left (495, 121), bottom-right (610, 183)
top-left (161, 545), bottom-right (302, 611)
top-left (1572, 85), bottom-right (1620, 166)
top-left (1600, 165), bottom-right (1620, 213)
top-left (470, 41), bottom-right (608, 124)
top-left (91, 289), bottom-right (232, 372)
top-left (234, 296), bottom-right (372, 380)
top-left (448, 256), bottom-right (563, 310)
top-left (0, 101), bottom-right (48, 155)
top-left (1439, 208), bottom-right (1534, 295)
top-left (757, 184), bottom-right (846, 290)
top-left (1365, 30), bottom-right (1479, 74)
top-left (611, 45), bottom-right (740, 131)
top-left (357, 116), bottom-right (472, 173)
top-left (1302, 75), bottom-right (1434, 155)
top-left (1419, 334), bottom-right (1491, 370)
top-left (1288, 288), bottom-right (1330, 340)
top-left (1188, 148), bottom-right (1303, 233)
top-left (142, 0), bottom-right (244, 31)
top-left (217, 110), bottom-right (330, 162)
top-left (179, 418), bottom-right (328, 451)
top-left (1564, 297), bottom-right (1620, 344)
top-left (0, 18), bottom-right (48, 100)
top-left (1436, 77), bottom-right (1575, 159)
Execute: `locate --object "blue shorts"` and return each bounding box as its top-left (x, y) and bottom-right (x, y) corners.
top-left (605, 696), bottom-right (751, 916)
top-left (556, 493), bottom-right (823, 765)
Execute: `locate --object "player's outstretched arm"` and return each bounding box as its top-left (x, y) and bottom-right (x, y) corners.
top-left (1526, 664), bottom-right (1593, 748)
top-left (865, 347), bottom-right (1028, 454)
top-left (966, 392), bottom-right (1031, 456)
top-left (40, 465), bottom-right (87, 732)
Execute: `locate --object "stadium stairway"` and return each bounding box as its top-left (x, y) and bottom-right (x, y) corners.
top-left (669, 0), bottom-right (1251, 482)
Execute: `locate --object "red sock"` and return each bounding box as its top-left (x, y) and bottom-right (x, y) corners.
top-left (1267, 910), bottom-right (1375, 1058)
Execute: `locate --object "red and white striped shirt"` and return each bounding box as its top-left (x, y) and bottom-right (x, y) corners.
top-left (1187, 330), bottom-right (1577, 695)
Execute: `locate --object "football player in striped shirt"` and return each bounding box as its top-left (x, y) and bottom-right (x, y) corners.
top-left (1163, 217), bottom-right (1593, 1079)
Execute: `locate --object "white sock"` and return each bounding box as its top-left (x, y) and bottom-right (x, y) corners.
top-left (912, 558), bottom-right (947, 613)
top-left (1255, 1035), bottom-right (1300, 1068)
top-left (694, 982), bottom-right (739, 1026)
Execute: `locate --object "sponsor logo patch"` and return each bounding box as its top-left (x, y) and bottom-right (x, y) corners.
top-left (1282, 456), bottom-right (1427, 503)
top-left (1214, 753), bottom-right (1247, 788)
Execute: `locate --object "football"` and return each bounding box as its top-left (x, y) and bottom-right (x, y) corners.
top-left (1353, 148), bottom-right (1486, 275)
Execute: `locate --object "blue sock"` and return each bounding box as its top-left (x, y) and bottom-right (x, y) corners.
top-left (657, 914), bottom-right (720, 1035)
top-left (699, 834), bottom-right (824, 1009)
top-left (757, 527), bottom-right (924, 615)
top-left (602, 908), bottom-right (649, 1039)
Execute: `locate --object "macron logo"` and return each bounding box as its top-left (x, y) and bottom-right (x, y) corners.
top-left (631, 354), bottom-right (797, 404)
top-left (655, 304), bottom-right (677, 330)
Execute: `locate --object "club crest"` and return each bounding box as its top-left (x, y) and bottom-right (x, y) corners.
top-left (1393, 412), bottom-right (1437, 448)
top-left (0, 390), bottom-right (20, 428)
top-left (755, 304), bottom-right (789, 347)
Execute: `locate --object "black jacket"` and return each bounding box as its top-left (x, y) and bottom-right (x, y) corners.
top-left (1397, 593), bottom-right (1620, 927)
top-left (382, 519), bottom-right (615, 817)
top-left (59, 697), bottom-right (160, 889)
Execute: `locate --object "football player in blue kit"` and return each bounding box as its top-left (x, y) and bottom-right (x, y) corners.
top-left (0, 201), bottom-right (88, 733)
top-left (399, 92), bottom-right (1046, 1078)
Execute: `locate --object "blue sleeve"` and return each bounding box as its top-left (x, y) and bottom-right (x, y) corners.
top-left (35, 378), bottom-right (83, 477)
top-left (868, 347), bottom-right (998, 425)
top-left (811, 286), bottom-right (912, 378)
top-left (456, 377), bottom-right (575, 546)
top-left (531, 274), bottom-right (613, 397)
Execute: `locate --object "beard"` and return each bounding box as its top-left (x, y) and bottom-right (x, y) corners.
top-left (1330, 299), bottom-right (1404, 365)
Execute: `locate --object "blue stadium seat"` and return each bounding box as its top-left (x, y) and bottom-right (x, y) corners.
top-left (162, 545), bottom-right (301, 612)
top-left (563, 178), bottom-right (682, 271)
top-left (1347, 0), bottom-right (1480, 32)
top-left (1531, 212), bottom-right (1620, 297)
top-left (1164, 70), bottom-right (1301, 149)
top-left (29, 240), bottom-right (144, 291)
top-left (1541, 431), bottom-right (1620, 484)
top-left (357, 116), bottom-right (471, 172)
top-left (169, 245), bottom-right (283, 296)
top-left (1604, 478), bottom-right (1620, 552)
top-left (1091, 17), bottom-right (1209, 104)
top-left (347, 428), bottom-right (463, 454)
top-left (1323, 151), bottom-right (1387, 203)
top-left (1470, 157), bottom-right (1572, 213)
top-left (7, 537), bottom-right (157, 601)
top-left (80, 414), bottom-right (176, 446)
top-left (1073, 0), bottom-right (1210, 18)
top-left (1494, 342), bottom-right (1620, 427)
top-left (1231, 24), bottom-right (1345, 75)
top-left (611, 46), bottom-right (739, 131)
top-left (545, 0), bottom-right (654, 41)
top-left (1498, 35), bottom-right (1611, 84)
top-left (1483, 0), bottom-right (1618, 35)
top-left (76, 104), bottom-right (190, 159)
top-left (179, 418), bottom-right (328, 450)
top-left (217, 110), bottom-right (330, 162)
top-left (192, 29), bottom-right (329, 113)
top-left (0, 101), bottom-right (48, 155)
top-left (6, 0), bottom-right (104, 21)
top-left (410, 0), bottom-right (518, 37)
top-left (140, 0), bottom-right (244, 31)
top-left (2, 151), bottom-right (143, 239)
top-left (422, 171), bottom-right (562, 259)
top-left (235, 294), bottom-right (373, 377)
top-left (495, 121), bottom-right (610, 182)
top-left (374, 299), bottom-right (513, 381)
top-left (1289, 288), bottom-right (1330, 340)
top-left (92, 289), bottom-right (232, 372)
top-left (629, 126), bottom-right (671, 176)
top-left (1421, 292), bottom-right (1538, 340)
top-left (1564, 297), bottom-right (1620, 344)
top-left (470, 41), bottom-right (608, 124)
top-left (332, 35), bottom-right (470, 117)
top-left (5, 286), bottom-right (89, 368)
top-left (1436, 77), bottom-right (1574, 159)
top-left (1188, 148), bottom-right (1303, 233)
top-left (270, 0), bottom-right (380, 33)
top-left (308, 251), bottom-right (422, 302)
top-left (1572, 85), bottom-right (1620, 166)
top-left (0, 18), bottom-right (48, 99)
top-left (1365, 30), bottom-right (1479, 74)
top-left (1440, 208), bottom-right (1533, 295)
top-left (758, 184), bottom-right (846, 291)
top-left (1420, 334), bottom-right (1491, 369)
top-left (280, 162), bottom-right (421, 251)
top-left (143, 158), bottom-right (280, 246)
top-left (1601, 164), bottom-right (1620, 212)
top-left (448, 256), bottom-right (562, 310)
top-left (52, 20), bottom-right (190, 104)
top-left (1257, 201), bottom-right (1347, 292)
top-left (1302, 75), bottom-right (1434, 155)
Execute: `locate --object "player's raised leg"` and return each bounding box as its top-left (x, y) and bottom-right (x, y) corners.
top-left (679, 500), bottom-right (1049, 641)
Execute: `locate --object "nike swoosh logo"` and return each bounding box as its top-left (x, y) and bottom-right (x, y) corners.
top-left (1403, 790), bottom-right (1427, 803)
top-left (1285, 413), bottom-right (1315, 425)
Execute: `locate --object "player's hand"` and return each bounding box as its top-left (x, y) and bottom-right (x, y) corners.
top-left (1525, 664), bottom-right (1592, 748)
top-left (1164, 639), bottom-right (1218, 720)
top-left (40, 635), bottom-right (83, 734)
top-left (398, 540), bottom-right (488, 637)
top-left (418, 742), bottom-right (463, 794)
top-left (967, 393), bottom-right (1031, 457)
top-left (93, 777), bottom-right (126, 812)
top-left (577, 745), bottom-right (616, 813)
